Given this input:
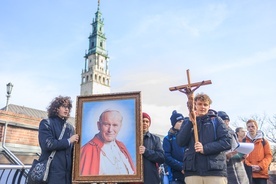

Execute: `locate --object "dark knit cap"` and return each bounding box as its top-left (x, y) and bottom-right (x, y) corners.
top-left (217, 111), bottom-right (230, 121)
top-left (170, 110), bottom-right (184, 127)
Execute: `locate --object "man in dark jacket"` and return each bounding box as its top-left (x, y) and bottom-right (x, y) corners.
top-left (176, 93), bottom-right (231, 184)
top-left (137, 112), bottom-right (165, 184)
top-left (163, 110), bottom-right (186, 184)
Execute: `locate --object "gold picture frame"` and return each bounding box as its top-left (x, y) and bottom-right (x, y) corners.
top-left (72, 91), bottom-right (143, 183)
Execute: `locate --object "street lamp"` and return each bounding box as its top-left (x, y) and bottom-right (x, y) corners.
top-left (5, 82), bottom-right (13, 111)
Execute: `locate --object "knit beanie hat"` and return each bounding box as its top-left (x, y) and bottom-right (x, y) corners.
top-left (217, 111), bottom-right (230, 121)
top-left (170, 110), bottom-right (184, 127)
top-left (142, 112), bottom-right (151, 124)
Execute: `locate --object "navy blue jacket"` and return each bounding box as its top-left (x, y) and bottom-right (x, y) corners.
top-left (38, 117), bottom-right (75, 184)
top-left (176, 114), bottom-right (231, 177)
top-left (143, 131), bottom-right (165, 184)
top-left (163, 129), bottom-right (185, 182)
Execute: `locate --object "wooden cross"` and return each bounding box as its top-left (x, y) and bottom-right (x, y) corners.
top-left (169, 69), bottom-right (212, 143)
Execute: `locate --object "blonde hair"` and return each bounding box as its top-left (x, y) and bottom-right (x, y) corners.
top-left (194, 93), bottom-right (212, 105)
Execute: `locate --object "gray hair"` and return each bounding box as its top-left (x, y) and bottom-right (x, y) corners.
top-left (99, 109), bottom-right (123, 123)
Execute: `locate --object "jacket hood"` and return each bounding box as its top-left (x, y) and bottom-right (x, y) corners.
top-left (246, 130), bottom-right (265, 141)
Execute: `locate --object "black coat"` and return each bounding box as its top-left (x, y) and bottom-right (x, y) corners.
top-left (143, 131), bottom-right (165, 184)
top-left (38, 117), bottom-right (75, 184)
top-left (176, 114), bottom-right (231, 177)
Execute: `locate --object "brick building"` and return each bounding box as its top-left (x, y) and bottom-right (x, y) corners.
top-left (0, 104), bottom-right (74, 164)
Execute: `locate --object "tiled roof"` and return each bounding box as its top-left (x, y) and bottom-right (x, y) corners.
top-left (1, 104), bottom-right (75, 125)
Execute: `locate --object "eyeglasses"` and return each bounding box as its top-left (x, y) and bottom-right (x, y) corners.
top-left (61, 105), bottom-right (70, 109)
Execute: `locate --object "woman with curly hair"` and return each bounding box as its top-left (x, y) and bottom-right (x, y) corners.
top-left (38, 96), bottom-right (79, 184)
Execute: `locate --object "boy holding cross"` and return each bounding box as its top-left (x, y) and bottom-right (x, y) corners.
top-left (176, 93), bottom-right (231, 184)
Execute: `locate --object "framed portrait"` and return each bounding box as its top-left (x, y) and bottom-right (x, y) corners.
top-left (72, 91), bottom-right (143, 183)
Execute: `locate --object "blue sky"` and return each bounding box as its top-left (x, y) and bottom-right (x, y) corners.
top-left (1, 0), bottom-right (276, 135)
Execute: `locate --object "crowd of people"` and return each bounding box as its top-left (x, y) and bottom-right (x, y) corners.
top-left (160, 93), bottom-right (272, 184)
top-left (32, 93), bottom-right (273, 184)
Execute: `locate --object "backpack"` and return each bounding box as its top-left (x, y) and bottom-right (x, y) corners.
top-left (211, 116), bottom-right (236, 142)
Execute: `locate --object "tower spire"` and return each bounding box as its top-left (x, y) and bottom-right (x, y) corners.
top-left (80, 1), bottom-right (110, 95)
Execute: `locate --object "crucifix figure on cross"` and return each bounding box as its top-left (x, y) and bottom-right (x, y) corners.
top-left (169, 69), bottom-right (212, 142)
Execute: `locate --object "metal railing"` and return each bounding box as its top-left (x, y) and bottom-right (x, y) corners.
top-left (1, 120), bottom-right (32, 184)
top-left (0, 165), bottom-right (31, 184)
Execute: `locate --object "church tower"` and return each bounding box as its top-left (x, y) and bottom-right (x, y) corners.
top-left (80, 1), bottom-right (110, 95)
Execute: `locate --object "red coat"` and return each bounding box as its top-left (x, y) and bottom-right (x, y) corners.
top-left (80, 133), bottom-right (136, 175)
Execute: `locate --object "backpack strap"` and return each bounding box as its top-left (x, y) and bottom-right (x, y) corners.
top-left (43, 119), bottom-right (67, 182)
top-left (211, 118), bottom-right (218, 140)
top-left (243, 137), bottom-right (266, 147)
top-left (261, 138), bottom-right (266, 146)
